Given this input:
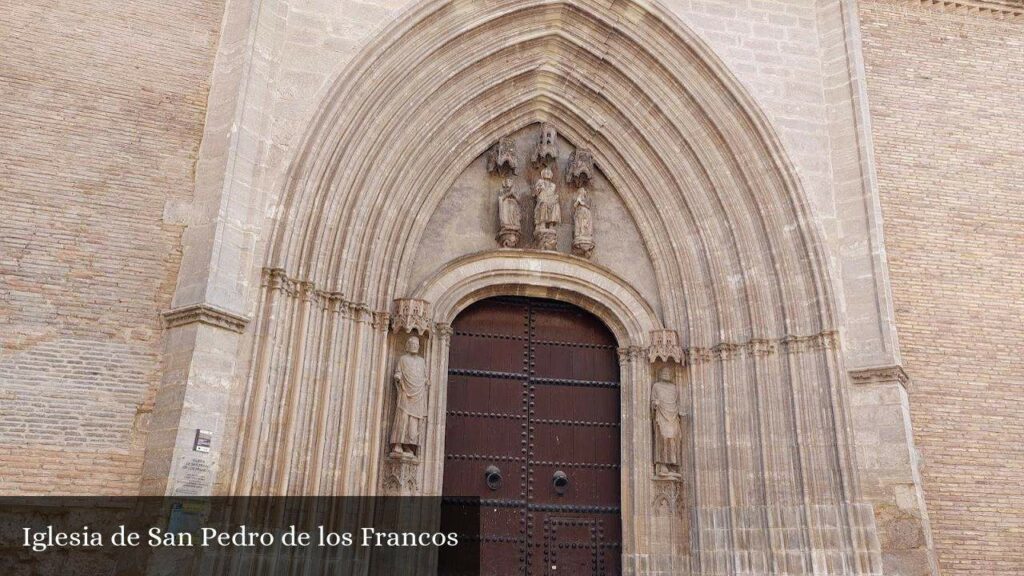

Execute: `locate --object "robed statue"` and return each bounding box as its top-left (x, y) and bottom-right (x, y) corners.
top-left (496, 177), bottom-right (522, 248)
top-left (390, 336), bottom-right (428, 459)
top-left (651, 366), bottom-right (682, 477)
top-left (533, 166), bottom-right (560, 250)
top-left (571, 186), bottom-right (595, 258)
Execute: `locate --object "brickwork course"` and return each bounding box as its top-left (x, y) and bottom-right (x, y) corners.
top-left (0, 0), bottom-right (224, 494)
top-left (860, 1), bottom-right (1024, 574)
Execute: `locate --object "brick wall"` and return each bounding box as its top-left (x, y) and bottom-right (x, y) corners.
top-left (859, 2), bottom-right (1024, 573)
top-left (0, 0), bottom-right (224, 495)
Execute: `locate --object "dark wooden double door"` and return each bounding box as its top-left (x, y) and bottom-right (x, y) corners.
top-left (442, 297), bottom-right (622, 575)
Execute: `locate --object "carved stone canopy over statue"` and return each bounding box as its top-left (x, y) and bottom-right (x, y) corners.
top-left (532, 123), bottom-right (559, 167)
top-left (496, 176), bottom-right (522, 248)
top-left (487, 136), bottom-right (519, 176)
top-left (533, 166), bottom-right (561, 250)
top-left (571, 186), bottom-right (594, 258)
top-left (651, 366), bottom-right (683, 478)
top-left (566, 149), bottom-right (594, 188)
top-left (390, 335), bottom-right (429, 460)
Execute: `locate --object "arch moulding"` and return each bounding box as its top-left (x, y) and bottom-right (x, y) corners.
top-left (165, 0), bottom-right (892, 573)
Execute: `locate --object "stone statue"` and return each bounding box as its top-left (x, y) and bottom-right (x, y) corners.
top-left (533, 166), bottom-right (560, 250)
top-left (496, 177), bottom-right (522, 248)
top-left (651, 366), bottom-right (682, 478)
top-left (571, 186), bottom-right (594, 258)
top-left (390, 335), bottom-right (428, 460)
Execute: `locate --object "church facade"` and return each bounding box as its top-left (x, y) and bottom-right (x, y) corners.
top-left (2, 0), bottom-right (1022, 574)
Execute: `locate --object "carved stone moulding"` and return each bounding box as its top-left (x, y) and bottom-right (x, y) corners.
top-left (390, 298), bottom-right (432, 335)
top-left (648, 329), bottom-right (684, 364)
top-left (566, 148), bottom-right (594, 188)
top-left (532, 123), bottom-right (559, 167)
top-left (487, 136), bottom-right (519, 176)
top-left (849, 364), bottom-right (910, 391)
top-left (162, 303), bottom-right (250, 334)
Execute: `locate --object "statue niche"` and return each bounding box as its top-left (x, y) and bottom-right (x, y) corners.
top-left (533, 166), bottom-right (561, 251)
top-left (389, 335), bottom-right (429, 460)
top-left (651, 365), bottom-right (683, 478)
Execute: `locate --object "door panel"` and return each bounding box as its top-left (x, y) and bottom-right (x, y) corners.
top-left (441, 297), bottom-right (621, 576)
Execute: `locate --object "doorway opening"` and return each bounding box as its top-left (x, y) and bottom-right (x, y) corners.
top-left (441, 296), bottom-right (622, 575)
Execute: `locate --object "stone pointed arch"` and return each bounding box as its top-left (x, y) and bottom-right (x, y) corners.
top-left (233, 0), bottom-right (883, 572)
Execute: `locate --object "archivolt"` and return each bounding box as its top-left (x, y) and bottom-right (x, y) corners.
top-left (237, 0), bottom-right (881, 570)
top-left (268, 0), bottom-right (836, 345)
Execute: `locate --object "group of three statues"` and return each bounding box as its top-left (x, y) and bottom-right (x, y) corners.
top-left (387, 334), bottom-right (684, 480)
top-left (497, 168), bottom-right (594, 257)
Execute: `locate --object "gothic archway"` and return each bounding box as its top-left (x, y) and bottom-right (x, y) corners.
top-left (229, 0), bottom-right (883, 572)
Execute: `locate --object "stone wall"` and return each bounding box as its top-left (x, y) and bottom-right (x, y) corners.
top-left (0, 0), bottom-right (225, 494)
top-left (860, 1), bottom-right (1024, 574)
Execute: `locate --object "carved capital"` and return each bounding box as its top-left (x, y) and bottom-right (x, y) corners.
top-left (648, 329), bottom-right (685, 364)
top-left (711, 341), bottom-right (741, 361)
top-left (780, 331), bottom-right (838, 354)
top-left (434, 323), bottom-right (454, 343)
top-left (263, 267), bottom-right (300, 296)
top-left (750, 338), bottom-right (776, 357)
top-left (371, 311), bottom-right (391, 332)
top-left (163, 304), bottom-right (249, 334)
top-left (617, 346), bottom-right (648, 364)
top-left (390, 298), bottom-right (432, 335)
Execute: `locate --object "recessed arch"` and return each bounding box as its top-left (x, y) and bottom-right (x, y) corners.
top-left (233, 0), bottom-right (883, 571)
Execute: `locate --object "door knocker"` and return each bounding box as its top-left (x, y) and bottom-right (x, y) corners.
top-left (552, 470), bottom-right (569, 495)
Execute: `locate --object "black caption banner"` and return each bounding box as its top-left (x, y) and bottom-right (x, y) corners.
top-left (0, 497), bottom-right (480, 576)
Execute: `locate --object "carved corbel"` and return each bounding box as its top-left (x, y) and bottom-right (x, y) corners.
top-left (390, 298), bottom-right (432, 335)
top-left (648, 330), bottom-right (684, 364)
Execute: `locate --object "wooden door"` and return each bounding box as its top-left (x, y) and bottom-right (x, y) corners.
top-left (441, 297), bottom-right (622, 575)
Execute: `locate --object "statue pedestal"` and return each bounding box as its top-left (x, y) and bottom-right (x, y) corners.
top-left (572, 238), bottom-right (595, 258)
top-left (534, 228), bottom-right (557, 250)
top-left (384, 455), bottom-right (419, 495)
top-left (497, 228), bottom-right (521, 248)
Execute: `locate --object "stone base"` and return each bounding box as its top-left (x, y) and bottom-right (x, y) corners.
top-left (496, 228), bottom-right (521, 248)
top-left (534, 228), bottom-right (557, 250)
